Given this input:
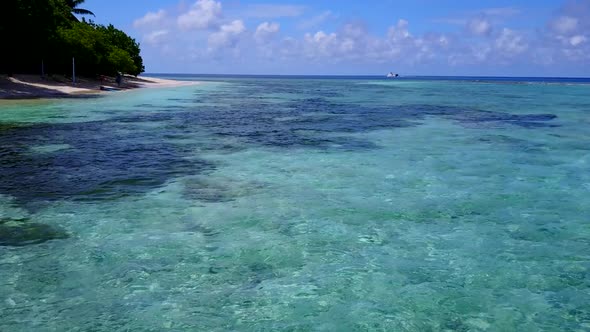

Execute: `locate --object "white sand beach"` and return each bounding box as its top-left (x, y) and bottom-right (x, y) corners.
top-left (0, 74), bottom-right (199, 100)
top-left (137, 76), bottom-right (200, 88)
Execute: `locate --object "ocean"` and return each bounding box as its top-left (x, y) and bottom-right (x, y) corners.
top-left (1, 76), bottom-right (589, 330)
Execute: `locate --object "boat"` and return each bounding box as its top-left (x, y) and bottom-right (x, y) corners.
top-left (386, 72), bottom-right (399, 78)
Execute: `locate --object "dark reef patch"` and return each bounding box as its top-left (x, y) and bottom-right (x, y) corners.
top-left (0, 79), bottom-right (558, 208)
top-left (169, 95), bottom-right (557, 148)
top-left (0, 118), bottom-right (215, 208)
top-left (0, 217), bottom-right (69, 246)
top-left (477, 134), bottom-right (547, 153)
top-left (182, 176), bottom-right (266, 203)
top-left (182, 177), bottom-right (238, 203)
top-left (177, 80), bottom-right (558, 149)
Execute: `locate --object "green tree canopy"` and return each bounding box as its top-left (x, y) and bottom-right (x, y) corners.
top-left (95, 24), bottom-right (145, 75)
top-left (0, 0), bottom-right (144, 76)
top-left (65, 0), bottom-right (95, 17)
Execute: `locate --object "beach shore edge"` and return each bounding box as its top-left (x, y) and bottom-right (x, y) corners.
top-left (0, 74), bottom-right (200, 100)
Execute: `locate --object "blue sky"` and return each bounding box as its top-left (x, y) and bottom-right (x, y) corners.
top-left (83, 0), bottom-right (590, 76)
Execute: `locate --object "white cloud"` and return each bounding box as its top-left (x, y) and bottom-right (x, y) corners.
top-left (451, 27), bottom-right (526, 64)
top-left (387, 19), bottom-right (411, 42)
top-left (495, 28), bottom-right (528, 57)
top-left (473, 45), bottom-right (492, 61)
top-left (178, 0), bottom-right (222, 30)
top-left (288, 18), bottom-right (453, 66)
top-left (569, 35), bottom-right (587, 46)
top-left (208, 20), bottom-right (246, 50)
top-left (494, 28), bottom-right (527, 56)
top-left (551, 16), bottom-right (578, 35)
top-left (134, 10), bottom-right (167, 29)
top-left (143, 30), bottom-right (170, 46)
top-left (467, 17), bottom-right (493, 36)
top-left (437, 35), bottom-right (450, 48)
top-left (255, 22), bottom-right (280, 43)
top-left (341, 22), bottom-right (367, 39)
top-left (135, 0), bottom-right (590, 75)
top-left (541, 2), bottom-right (590, 63)
top-left (303, 31), bottom-right (338, 58)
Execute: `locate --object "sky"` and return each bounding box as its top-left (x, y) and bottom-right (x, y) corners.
top-left (83, 0), bottom-right (590, 76)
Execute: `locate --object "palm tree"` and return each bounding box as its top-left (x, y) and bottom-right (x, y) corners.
top-left (65, 0), bottom-right (95, 17)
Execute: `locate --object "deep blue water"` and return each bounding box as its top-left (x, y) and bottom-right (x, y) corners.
top-left (146, 73), bottom-right (590, 84)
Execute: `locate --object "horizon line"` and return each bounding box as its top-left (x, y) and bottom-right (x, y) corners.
top-left (142, 73), bottom-right (590, 79)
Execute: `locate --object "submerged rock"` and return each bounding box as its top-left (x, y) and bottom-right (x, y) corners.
top-left (183, 177), bottom-right (235, 203)
top-left (0, 218), bottom-right (68, 246)
top-left (182, 176), bottom-right (266, 203)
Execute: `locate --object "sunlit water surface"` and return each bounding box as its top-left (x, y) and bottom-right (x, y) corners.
top-left (1, 77), bottom-right (590, 331)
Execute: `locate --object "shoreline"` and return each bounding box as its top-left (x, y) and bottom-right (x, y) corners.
top-left (0, 74), bottom-right (200, 100)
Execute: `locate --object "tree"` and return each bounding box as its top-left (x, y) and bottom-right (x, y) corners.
top-left (58, 22), bottom-right (143, 76)
top-left (0, 0), bottom-right (71, 74)
top-left (107, 49), bottom-right (137, 75)
top-left (65, 0), bottom-right (94, 17)
top-left (95, 24), bottom-right (144, 75)
top-left (57, 22), bottom-right (106, 74)
top-left (0, 0), bottom-right (144, 76)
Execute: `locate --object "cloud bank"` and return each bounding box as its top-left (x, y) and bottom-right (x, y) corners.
top-left (133, 0), bottom-right (590, 75)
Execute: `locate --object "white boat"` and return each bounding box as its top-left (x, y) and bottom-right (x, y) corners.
top-left (386, 72), bottom-right (399, 78)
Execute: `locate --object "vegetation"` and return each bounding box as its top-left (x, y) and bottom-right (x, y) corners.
top-left (0, 0), bottom-right (144, 76)
top-left (65, 0), bottom-right (95, 17)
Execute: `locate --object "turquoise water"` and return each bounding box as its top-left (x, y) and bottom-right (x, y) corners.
top-left (1, 77), bottom-right (590, 331)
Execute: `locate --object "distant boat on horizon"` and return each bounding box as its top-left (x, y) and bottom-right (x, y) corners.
top-left (386, 72), bottom-right (399, 78)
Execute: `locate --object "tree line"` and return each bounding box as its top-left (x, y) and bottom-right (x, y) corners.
top-left (0, 0), bottom-right (144, 77)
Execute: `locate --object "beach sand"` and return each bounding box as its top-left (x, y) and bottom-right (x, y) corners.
top-left (135, 76), bottom-right (199, 88)
top-left (0, 74), bottom-right (199, 100)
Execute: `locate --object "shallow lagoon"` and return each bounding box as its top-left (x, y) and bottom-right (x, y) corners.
top-left (1, 77), bottom-right (589, 331)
